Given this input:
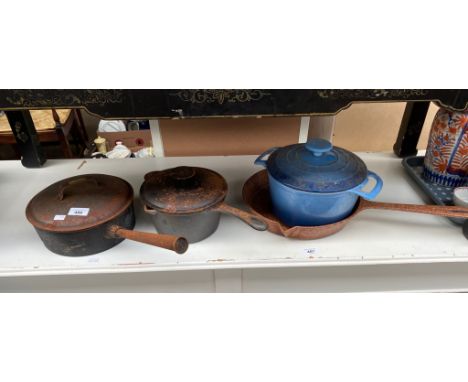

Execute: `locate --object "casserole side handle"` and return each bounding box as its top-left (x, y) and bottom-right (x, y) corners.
top-left (350, 171), bottom-right (383, 200)
top-left (254, 147), bottom-right (278, 167)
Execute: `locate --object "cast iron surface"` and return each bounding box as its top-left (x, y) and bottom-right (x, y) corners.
top-left (143, 200), bottom-right (266, 242)
top-left (26, 174), bottom-right (133, 232)
top-left (242, 170), bottom-right (351, 239)
top-left (141, 166), bottom-right (267, 238)
top-left (242, 170), bottom-right (468, 240)
top-left (141, 166), bottom-right (227, 214)
top-left (148, 208), bottom-right (222, 244)
top-left (1, 90), bottom-right (467, 117)
top-left (35, 204), bottom-right (135, 256)
top-left (27, 173), bottom-right (189, 255)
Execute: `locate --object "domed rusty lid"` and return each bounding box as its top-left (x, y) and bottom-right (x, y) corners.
top-left (140, 166), bottom-right (227, 214)
top-left (26, 174), bottom-right (133, 232)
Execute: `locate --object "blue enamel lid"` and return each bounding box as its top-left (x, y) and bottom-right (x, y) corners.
top-left (266, 139), bottom-right (368, 193)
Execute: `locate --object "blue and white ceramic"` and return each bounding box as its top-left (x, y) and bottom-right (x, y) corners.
top-left (423, 108), bottom-right (467, 187)
top-left (254, 139), bottom-right (383, 226)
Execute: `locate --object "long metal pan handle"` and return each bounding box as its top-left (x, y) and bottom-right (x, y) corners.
top-left (215, 202), bottom-right (268, 231)
top-left (361, 199), bottom-right (468, 219)
top-left (108, 225), bottom-right (188, 254)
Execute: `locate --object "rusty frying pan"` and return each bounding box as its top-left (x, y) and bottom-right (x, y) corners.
top-left (242, 170), bottom-right (468, 240)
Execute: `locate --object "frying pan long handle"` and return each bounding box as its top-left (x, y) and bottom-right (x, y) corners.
top-left (215, 203), bottom-right (268, 231)
top-left (361, 200), bottom-right (468, 219)
top-left (109, 225), bottom-right (188, 254)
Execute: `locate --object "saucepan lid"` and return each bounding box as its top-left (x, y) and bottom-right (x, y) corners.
top-left (140, 166), bottom-right (227, 214)
top-left (265, 139), bottom-right (368, 193)
top-left (26, 174), bottom-right (133, 232)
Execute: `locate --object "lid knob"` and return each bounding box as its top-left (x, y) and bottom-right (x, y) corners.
top-left (305, 139), bottom-right (333, 157)
top-left (170, 166), bottom-right (196, 181)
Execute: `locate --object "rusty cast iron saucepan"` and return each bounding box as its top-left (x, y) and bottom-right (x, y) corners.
top-left (242, 170), bottom-right (468, 240)
top-left (26, 174), bottom-right (188, 256)
top-left (140, 166), bottom-right (267, 243)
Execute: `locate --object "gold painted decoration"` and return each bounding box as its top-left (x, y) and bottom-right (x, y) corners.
top-left (5, 90), bottom-right (123, 108)
top-left (170, 90), bottom-right (271, 104)
top-left (317, 89), bottom-right (429, 99)
top-left (13, 122), bottom-right (29, 143)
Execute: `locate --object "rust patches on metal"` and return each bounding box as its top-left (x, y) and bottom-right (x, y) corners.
top-left (243, 170), bottom-right (468, 241)
top-left (214, 203), bottom-right (268, 231)
top-left (140, 166), bottom-right (228, 214)
top-left (26, 174), bottom-right (134, 233)
top-left (242, 170), bottom-right (357, 240)
top-left (110, 226), bottom-right (189, 254)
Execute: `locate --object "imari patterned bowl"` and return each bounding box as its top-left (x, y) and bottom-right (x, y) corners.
top-left (423, 108), bottom-right (468, 187)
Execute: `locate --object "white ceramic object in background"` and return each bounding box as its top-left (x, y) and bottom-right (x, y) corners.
top-left (106, 143), bottom-right (131, 159)
top-left (134, 147), bottom-right (154, 158)
top-left (98, 120), bottom-right (126, 132)
top-left (453, 187), bottom-right (468, 208)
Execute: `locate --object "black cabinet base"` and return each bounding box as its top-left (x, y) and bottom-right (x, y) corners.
top-left (393, 101), bottom-right (430, 158)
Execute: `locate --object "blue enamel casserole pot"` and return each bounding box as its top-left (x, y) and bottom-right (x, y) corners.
top-left (254, 139), bottom-right (383, 226)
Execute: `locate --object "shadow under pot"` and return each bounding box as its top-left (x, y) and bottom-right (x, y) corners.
top-left (25, 174), bottom-right (188, 256)
top-left (140, 166), bottom-right (268, 243)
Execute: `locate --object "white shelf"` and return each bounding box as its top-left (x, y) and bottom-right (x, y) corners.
top-left (0, 153), bottom-right (466, 277)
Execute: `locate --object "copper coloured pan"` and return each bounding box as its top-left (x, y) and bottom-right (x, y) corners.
top-left (242, 170), bottom-right (468, 240)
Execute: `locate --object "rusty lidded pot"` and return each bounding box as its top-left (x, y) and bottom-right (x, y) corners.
top-left (140, 166), bottom-right (267, 243)
top-left (26, 174), bottom-right (188, 256)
